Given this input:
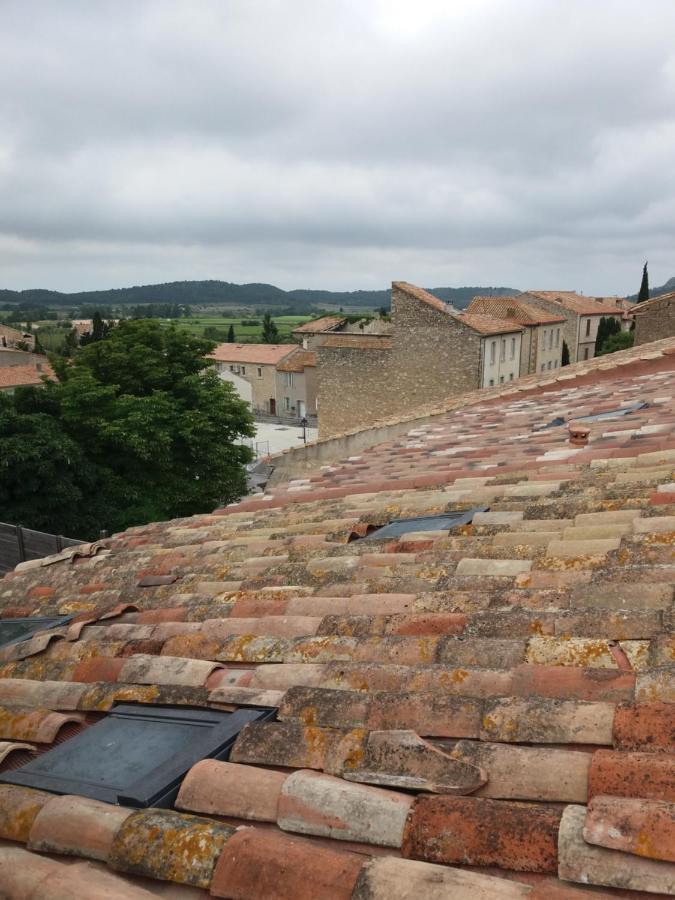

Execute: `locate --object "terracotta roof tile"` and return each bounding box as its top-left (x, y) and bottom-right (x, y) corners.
top-left (0, 364), bottom-right (54, 389)
top-left (526, 291), bottom-right (619, 316)
top-left (208, 343), bottom-right (296, 365)
top-left (320, 334), bottom-right (393, 350)
top-left (276, 349), bottom-right (318, 372)
top-left (468, 296), bottom-right (567, 325)
top-left (0, 336), bottom-right (673, 895)
top-left (292, 316), bottom-right (347, 334)
top-left (457, 313), bottom-right (524, 335)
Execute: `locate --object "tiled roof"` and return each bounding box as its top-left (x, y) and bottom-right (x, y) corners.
top-left (320, 334), bottom-right (393, 350)
top-left (292, 316), bottom-right (347, 334)
top-left (0, 337), bottom-right (674, 897)
top-left (393, 281), bottom-right (448, 313)
top-left (209, 343), bottom-right (297, 365)
top-left (469, 296), bottom-right (567, 326)
top-left (457, 313), bottom-right (525, 335)
top-left (526, 291), bottom-right (617, 316)
top-left (632, 291), bottom-right (675, 314)
top-left (0, 364), bottom-right (53, 389)
top-left (276, 349), bottom-right (318, 373)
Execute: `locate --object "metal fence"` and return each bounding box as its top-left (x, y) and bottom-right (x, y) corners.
top-left (0, 522), bottom-right (84, 574)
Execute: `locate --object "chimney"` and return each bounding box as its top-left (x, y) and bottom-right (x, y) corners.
top-left (567, 422), bottom-right (590, 447)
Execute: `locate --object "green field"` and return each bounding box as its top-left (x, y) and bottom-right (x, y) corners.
top-left (160, 314), bottom-right (312, 343)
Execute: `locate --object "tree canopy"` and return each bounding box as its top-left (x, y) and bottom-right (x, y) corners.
top-left (261, 313), bottom-right (280, 343)
top-left (0, 320), bottom-right (254, 540)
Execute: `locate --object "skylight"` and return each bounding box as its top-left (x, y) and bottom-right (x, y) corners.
top-left (0, 616), bottom-right (72, 647)
top-left (0, 703), bottom-right (275, 808)
top-left (364, 507), bottom-right (489, 540)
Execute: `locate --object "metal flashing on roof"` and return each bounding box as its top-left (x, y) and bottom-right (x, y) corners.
top-left (364, 507), bottom-right (489, 540)
top-left (578, 401), bottom-right (649, 422)
top-left (0, 616), bottom-right (72, 647)
top-left (0, 703), bottom-right (275, 808)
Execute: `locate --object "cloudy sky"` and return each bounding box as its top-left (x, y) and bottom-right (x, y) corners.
top-left (1, 0), bottom-right (674, 295)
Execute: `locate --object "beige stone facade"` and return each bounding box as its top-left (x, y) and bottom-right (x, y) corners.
top-left (276, 349), bottom-right (318, 418)
top-left (519, 292), bottom-right (622, 364)
top-left (633, 292), bottom-right (675, 345)
top-left (316, 283), bottom-right (522, 439)
top-left (209, 344), bottom-right (296, 415)
top-left (467, 296), bottom-right (565, 376)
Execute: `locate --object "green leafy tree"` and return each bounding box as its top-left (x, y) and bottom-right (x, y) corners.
top-left (1, 320), bottom-right (255, 539)
top-left (595, 317), bottom-right (621, 354)
top-left (561, 340), bottom-right (570, 366)
top-left (261, 313), bottom-right (280, 343)
top-left (637, 261), bottom-right (649, 303)
top-left (598, 331), bottom-right (634, 355)
top-left (227, 324), bottom-right (235, 343)
top-left (0, 389), bottom-right (101, 537)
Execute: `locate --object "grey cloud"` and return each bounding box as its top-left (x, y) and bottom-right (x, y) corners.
top-left (0, 0), bottom-right (674, 293)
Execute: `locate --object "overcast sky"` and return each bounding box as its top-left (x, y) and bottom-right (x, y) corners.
top-left (1, 0), bottom-right (674, 294)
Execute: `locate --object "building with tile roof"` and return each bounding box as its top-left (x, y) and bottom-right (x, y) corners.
top-left (468, 296), bottom-right (566, 376)
top-left (0, 362), bottom-right (53, 393)
top-left (316, 282), bottom-right (525, 437)
top-left (208, 343), bottom-right (297, 415)
top-left (292, 316), bottom-right (347, 349)
top-left (0, 323), bottom-right (35, 352)
top-left (521, 292), bottom-right (623, 364)
top-left (633, 291), bottom-right (675, 347)
top-left (0, 334), bottom-right (673, 897)
top-left (275, 348), bottom-right (318, 418)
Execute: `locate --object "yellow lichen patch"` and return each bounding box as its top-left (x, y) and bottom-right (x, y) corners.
top-left (300, 705), bottom-right (318, 726)
top-left (0, 785), bottom-right (53, 842)
top-left (634, 829), bottom-right (660, 860)
top-left (619, 641), bottom-right (651, 671)
top-left (58, 601), bottom-right (95, 615)
top-left (525, 636), bottom-right (616, 668)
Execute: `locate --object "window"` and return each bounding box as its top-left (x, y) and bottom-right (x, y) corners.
top-left (229, 365), bottom-right (234, 372)
top-left (284, 396), bottom-right (291, 410)
top-left (284, 372), bottom-right (294, 387)
top-left (542, 329), bottom-right (546, 346)
top-left (241, 366), bottom-right (246, 375)
top-left (541, 363), bottom-right (545, 372)
top-left (499, 375), bottom-right (504, 383)
top-left (585, 319), bottom-right (591, 336)
top-left (547, 361), bottom-right (552, 370)
top-left (509, 373), bottom-right (514, 381)
top-left (584, 347), bottom-right (590, 360)
top-left (548, 330), bottom-right (553, 350)
top-left (489, 378), bottom-right (494, 386)
top-left (555, 328), bottom-right (560, 347)
top-left (490, 341), bottom-right (496, 364)
top-left (0, 704), bottom-right (275, 808)
top-left (257, 367), bottom-right (263, 378)
top-left (554, 360), bottom-right (558, 368)
top-left (510, 338), bottom-right (516, 360)
top-left (500, 339), bottom-right (506, 362)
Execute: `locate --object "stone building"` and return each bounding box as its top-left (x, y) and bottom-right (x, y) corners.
top-left (208, 344), bottom-right (296, 415)
top-left (0, 323), bottom-right (35, 350)
top-left (316, 282), bottom-right (523, 438)
top-left (467, 295), bottom-right (565, 376)
top-left (520, 291), bottom-right (621, 363)
top-left (275, 348), bottom-right (318, 419)
top-left (292, 316), bottom-right (346, 350)
top-left (632, 291), bottom-right (675, 345)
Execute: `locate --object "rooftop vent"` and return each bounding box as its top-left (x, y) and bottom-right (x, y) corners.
top-left (0, 703), bottom-right (275, 808)
top-left (364, 507), bottom-right (489, 540)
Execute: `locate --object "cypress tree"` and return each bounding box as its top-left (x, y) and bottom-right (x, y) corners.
top-left (637, 261), bottom-right (649, 303)
top-left (227, 324), bottom-right (235, 343)
top-left (561, 340), bottom-right (570, 366)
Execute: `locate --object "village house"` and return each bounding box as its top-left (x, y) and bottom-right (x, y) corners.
top-left (316, 282), bottom-right (523, 438)
top-left (467, 295), bottom-right (565, 375)
top-left (632, 290), bottom-right (675, 345)
top-left (292, 316), bottom-right (347, 350)
top-left (208, 343), bottom-right (297, 415)
top-left (275, 348), bottom-right (318, 419)
top-left (0, 323), bottom-right (35, 351)
top-left (518, 291), bottom-right (622, 363)
top-left (0, 358), bottom-right (52, 393)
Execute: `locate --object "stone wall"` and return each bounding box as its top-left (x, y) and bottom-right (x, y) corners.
top-left (317, 283), bottom-right (483, 438)
top-left (634, 293), bottom-right (675, 345)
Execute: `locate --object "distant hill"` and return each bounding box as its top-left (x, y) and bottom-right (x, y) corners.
top-left (0, 280), bottom-right (519, 312)
top-left (628, 275), bottom-right (675, 301)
